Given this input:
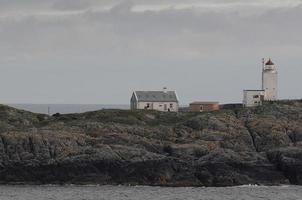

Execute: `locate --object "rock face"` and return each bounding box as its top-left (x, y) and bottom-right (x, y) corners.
top-left (0, 100), bottom-right (302, 186)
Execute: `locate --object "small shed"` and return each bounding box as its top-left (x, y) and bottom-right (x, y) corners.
top-left (189, 102), bottom-right (219, 112)
top-left (243, 90), bottom-right (265, 107)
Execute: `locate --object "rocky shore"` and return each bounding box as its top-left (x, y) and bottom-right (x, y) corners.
top-left (0, 100), bottom-right (302, 186)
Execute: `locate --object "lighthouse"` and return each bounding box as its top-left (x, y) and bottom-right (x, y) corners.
top-left (262, 58), bottom-right (278, 101)
top-left (243, 58), bottom-right (279, 107)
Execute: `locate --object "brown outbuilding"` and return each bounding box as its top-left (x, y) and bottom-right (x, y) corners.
top-left (189, 101), bottom-right (219, 112)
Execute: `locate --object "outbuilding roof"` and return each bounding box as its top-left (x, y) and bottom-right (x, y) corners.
top-left (190, 101), bottom-right (219, 105)
top-left (243, 90), bottom-right (265, 92)
top-left (133, 91), bottom-right (178, 102)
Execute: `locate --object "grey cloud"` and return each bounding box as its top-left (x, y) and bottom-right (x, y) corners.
top-left (0, 0), bottom-right (299, 13)
top-left (110, 0), bottom-right (134, 13)
top-left (0, 1), bottom-right (301, 104)
top-left (1, 1), bottom-right (302, 57)
top-left (84, 3), bottom-right (302, 47)
top-left (52, 0), bottom-right (91, 10)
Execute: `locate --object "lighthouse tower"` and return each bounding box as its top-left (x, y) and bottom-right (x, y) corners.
top-left (262, 58), bottom-right (278, 101)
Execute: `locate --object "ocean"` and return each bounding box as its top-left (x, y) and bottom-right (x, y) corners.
top-left (9, 104), bottom-right (130, 115)
top-left (0, 185), bottom-right (301, 200)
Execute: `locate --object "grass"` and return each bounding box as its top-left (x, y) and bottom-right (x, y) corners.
top-left (0, 99), bottom-right (301, 132)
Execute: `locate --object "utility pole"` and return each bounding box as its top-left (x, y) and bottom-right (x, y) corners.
top-left (261, 58), bottom-right (265, 90)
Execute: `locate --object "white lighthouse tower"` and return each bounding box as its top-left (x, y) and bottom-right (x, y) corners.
top-left (262, 58), bottom-right (278, 101)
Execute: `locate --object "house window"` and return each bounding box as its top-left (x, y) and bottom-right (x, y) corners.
top-left (170, 103), bottom-right (173, 108)
top-left (146, 103), bottom-right (150, 108)
top-left (200, 106), bottom-right (204, 112)
top-left (253, 95), bottom-right (259, 98)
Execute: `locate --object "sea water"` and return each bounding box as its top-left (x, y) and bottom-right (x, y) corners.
top-left (0, 185), bottom-right (301, 200)
top-left (9, 104), bottom-right (130, 115)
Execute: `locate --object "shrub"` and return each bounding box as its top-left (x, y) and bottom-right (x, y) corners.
top-left (194, 148), bottom-right (208, 157)
top-left (53, 113), bottom-right (61, 117)
top-left (163, 145), bottom-right (173, 156)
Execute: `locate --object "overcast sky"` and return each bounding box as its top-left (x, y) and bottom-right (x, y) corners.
top-left (0, 0), bottom-right (301, 104)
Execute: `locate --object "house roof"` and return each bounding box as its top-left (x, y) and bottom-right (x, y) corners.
top-left (134, 91), bottom-right (178, 102)
top-left (190, 101), bottom-right (219, 105)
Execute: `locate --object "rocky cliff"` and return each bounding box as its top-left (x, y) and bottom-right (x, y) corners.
top-left (0, 100), bottom-right (302, 186)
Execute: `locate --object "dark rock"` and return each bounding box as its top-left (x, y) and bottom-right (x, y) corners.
top-left (0, 100), bottom-right (301, 186)
top-left (267, 147), bottom-right (302, 184)
top-left (195, 149), bottom-right (287, 186)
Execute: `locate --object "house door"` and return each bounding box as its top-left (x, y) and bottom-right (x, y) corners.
top-left (164, 104), bottom-right (167, 111)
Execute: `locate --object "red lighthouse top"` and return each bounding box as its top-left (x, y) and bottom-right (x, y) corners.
top-left (265, 59), bottom-right (274, 66)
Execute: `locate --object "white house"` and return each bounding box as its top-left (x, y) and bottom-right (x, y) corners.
top-left (130, 89), bottom-right (179, 112)
top-left (243, 58), bottom-right (278, 107)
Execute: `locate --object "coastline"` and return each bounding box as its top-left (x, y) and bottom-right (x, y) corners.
top-left (0, 100), bottom-right (301, 187)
